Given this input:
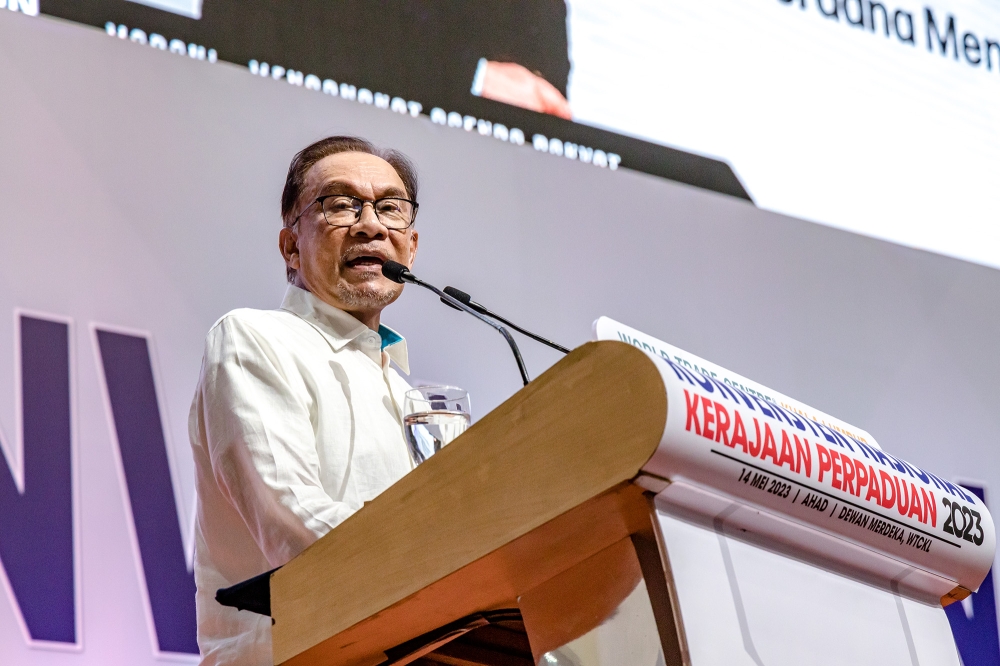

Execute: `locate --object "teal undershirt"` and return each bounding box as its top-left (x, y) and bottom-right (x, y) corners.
top-left (378, 325), bottom-right (403, 350)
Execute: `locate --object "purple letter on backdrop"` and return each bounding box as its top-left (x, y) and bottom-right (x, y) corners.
top-left (945, 484), bottom-right (1000, 666)
top-left (0, 316), bottom-right (74, 643)
top-left (96, 330), bottom-right (198, 654)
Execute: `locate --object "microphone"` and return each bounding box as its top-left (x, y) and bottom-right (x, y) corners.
top-left (440, 286), bottom-right (570, 355)
top-left (382, 260), bottom-right (531, 386)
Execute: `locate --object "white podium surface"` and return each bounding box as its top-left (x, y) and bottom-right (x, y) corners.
top-left (657, 505), bottom-right (960, 666)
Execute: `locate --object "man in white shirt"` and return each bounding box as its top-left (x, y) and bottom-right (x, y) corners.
top-left (188, 136), bottom-right (420, 665)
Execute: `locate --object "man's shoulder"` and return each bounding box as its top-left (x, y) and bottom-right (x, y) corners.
top-left (205, 307), bottom-right (308, 345)
top-left (209, 306), bottom-right (293, 331)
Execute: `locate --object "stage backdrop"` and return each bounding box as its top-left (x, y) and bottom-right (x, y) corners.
top-left (1, 9), bottom-right (999, 665)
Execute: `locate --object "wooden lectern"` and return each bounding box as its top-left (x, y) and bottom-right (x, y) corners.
top-left (269, 341), bottom-right (678, 665)
top-left (262, 337), bottom-right (975, 665)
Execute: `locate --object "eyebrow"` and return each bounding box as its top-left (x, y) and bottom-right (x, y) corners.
top-left (377, 186), bottom-right (408, 198)
top-left (317, 181), bottom-right (409, 199)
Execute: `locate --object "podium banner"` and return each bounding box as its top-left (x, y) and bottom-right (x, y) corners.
top-left (594, 317), bottom-right (995, 603)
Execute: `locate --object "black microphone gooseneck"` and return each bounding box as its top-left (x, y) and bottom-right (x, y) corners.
top-left (381, 261), bottom-right (530, 387)
top-left (440, 286), bottom-right (570, 355)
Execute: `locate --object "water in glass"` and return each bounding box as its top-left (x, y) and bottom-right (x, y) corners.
top-left (403, 385), bottom-right (470, 464)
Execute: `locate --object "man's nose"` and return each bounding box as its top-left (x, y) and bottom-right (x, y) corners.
top-left (349, 203), bottom-right (388, 239)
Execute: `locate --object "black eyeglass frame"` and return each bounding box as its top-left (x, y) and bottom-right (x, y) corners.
top-left (293, 194), bottom-right (419, 230)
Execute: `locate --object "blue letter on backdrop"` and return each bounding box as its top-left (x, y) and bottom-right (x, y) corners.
top-left (96, 330), bottom-right (198, 654)
top-left (0, 316), bottom-right (74, 643)
top-left (945, 484), bottom-right (1000, 666)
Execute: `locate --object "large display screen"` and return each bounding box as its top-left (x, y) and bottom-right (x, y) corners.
top-left (9, 0), bottom-right (998, 269)
top-left (24, 0), bottom-right (1000, 269)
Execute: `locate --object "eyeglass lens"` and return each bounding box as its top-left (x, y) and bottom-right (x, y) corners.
top-left (321, 195), bottom-right (414, 228)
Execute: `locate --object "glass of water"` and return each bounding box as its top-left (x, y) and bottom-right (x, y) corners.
top-left (403, 385), bottom-right (471, 464)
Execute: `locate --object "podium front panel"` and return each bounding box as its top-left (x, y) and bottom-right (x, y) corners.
top-left (655, 504), bottom-right (961, 666)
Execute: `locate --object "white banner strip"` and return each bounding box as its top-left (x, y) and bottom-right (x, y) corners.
top-left (594, 317), bottom-right (996, 602)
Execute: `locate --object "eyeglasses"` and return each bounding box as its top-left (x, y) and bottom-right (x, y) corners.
top-left (294, 194), bottom-right (418, 230)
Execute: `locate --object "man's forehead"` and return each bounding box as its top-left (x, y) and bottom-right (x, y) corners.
top-left (305, 152), bottom-right (405, 196)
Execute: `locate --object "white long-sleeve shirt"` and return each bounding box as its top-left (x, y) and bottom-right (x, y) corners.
top-left (189, 285), bottom-right (414, 665)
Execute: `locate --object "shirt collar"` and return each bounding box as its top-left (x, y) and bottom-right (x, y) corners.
top-left (377, 323), bottom-right (408, 373)
top-left (279, 284), bottom-right (410, 374)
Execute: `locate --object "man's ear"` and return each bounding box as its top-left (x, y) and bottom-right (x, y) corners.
top-left (408, 230), bottom-right (419, 268)
top-left (279, 226), bottom-right (300, 271)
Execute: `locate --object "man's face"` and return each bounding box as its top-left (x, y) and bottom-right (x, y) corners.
top-left (279, 152), bottom-right (418, 323)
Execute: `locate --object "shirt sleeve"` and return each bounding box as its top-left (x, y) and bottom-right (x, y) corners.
top-left (197, 315), bottom-right (355, 568)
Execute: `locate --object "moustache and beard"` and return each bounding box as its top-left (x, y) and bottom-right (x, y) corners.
top-left (334, 244), bottom-right (402, 309)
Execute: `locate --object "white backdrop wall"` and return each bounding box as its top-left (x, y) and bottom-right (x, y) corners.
top-left (0, 10), bottom-right (998, 665)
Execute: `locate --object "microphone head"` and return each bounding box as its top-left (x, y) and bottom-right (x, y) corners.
top-left (443, 286), bottom-right (472, 306)
top-left (381, 260), bottom-right (411, 284)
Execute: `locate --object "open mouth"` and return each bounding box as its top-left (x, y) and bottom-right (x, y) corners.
top-left (343, 245), bottom-right (391, 273)
top-left (345, 255), bottom-right (386, 269)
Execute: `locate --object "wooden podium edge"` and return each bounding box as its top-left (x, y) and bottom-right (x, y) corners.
top-left (271, 341), bottom-right (669, 665)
